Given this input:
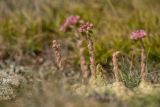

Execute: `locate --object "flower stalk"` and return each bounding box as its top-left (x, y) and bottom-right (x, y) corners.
top-left (131, 29), bottom-right (147, 81)
top-left (79, 22), bottom-right (95, 78)
top-left (74, 28), bottom-right (88, 82)
top-left (140, 40), bottom-right (146, 81)
top-left (112, 51), bottom-right (121, 82)
top-left (77, 39), bottom-right (88, 81)
top-left (52, 40), bottom-right (63, 71)
top-left (87, 34), bottom-right (96, 78)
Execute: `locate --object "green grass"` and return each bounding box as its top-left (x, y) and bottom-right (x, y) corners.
top-left (0, 0), bottom-right (160, 63)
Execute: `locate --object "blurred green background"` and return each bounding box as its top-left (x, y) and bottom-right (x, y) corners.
top-left (0, 0), bottom-right (160, 65)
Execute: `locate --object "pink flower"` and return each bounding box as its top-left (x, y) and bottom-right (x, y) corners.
top-left (131, 30), bottom-right (147, 40)
top-left (79, 22), bottom-right (93, 33)
top-left (60, 15), bottom-right (80, 31)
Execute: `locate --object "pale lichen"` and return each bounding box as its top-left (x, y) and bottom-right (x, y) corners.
top-left (89, 64), bottom-right (107, 87)
top-left (0, 64), bottom-right (28, 101)
top-left (72, 64), bottom-right (109, 97)
top-left (107, 82), bottom-right (134, 100)
top-left (137, 81), bottom-right (155, 95)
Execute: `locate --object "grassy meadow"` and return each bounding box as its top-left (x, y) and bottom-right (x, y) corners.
top-left (0, 0), bottom-right (160, 107)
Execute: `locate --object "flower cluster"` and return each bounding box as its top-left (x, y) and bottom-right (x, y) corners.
top-left (131, 30), bottom-right (147, 40)
top-left (60, 15), bottom-right (80, 31)
top-left (79, 22), bottom-right (93, 33)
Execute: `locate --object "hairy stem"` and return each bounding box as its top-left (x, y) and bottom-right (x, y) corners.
top-left (77, 39), bottom-right (88, 81)
top-left (52, 40), bottom-right (63, 71)
top-left (74, 29), bottom-right (88, 82)
top-left (140, 40), bottom-right (146, 81)
top-left (112, 51), bottom-right (121, 82)
top-left (87, 35), bottom-right (95, 78)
